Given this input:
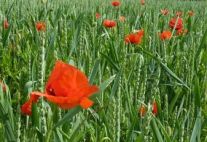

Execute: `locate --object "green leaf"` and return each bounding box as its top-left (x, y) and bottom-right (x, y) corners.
top-left (190, 110), bottom-right (202, 142)
top-left (155, 118), bottom-right (172, 142)
top-left (109, 72), bottom-right (121, 99)
top-left (0, 103), bottom-right (16, 141)
top-left (100, 75), bottom-right (116, 92)
top-left (194, 28), bottom-right (207, 72)
top-left (140, 49), bottom-right (190, 90)
top-left (89, 59), bottom-right (100, 84)
top-left (31, 103), bottom-right (39, 128)
top-left (54, 107), bottom-right (81, 128)
top-left (151, 118), bottom-right (164, 142)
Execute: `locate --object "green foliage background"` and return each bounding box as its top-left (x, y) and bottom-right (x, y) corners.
top-left (0, 0), bottom-right (207, 141)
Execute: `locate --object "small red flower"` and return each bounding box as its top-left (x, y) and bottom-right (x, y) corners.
top-left (96, 13), bottom-right (101, 19)
top-left (21, 60), bottom-right (99, 115)
top-left (152, 101), bottom-right (158, 115)
top-left (176, 29), bottom-right (188, 36)
top-left (103, 19), bottom-right (116, 28)
top-left (0, 80), bottom-right (6, 92)
top-left (160, 9), bottom-right (169, 16)
top-left (125, 30), bottom-right (144, 45)
top-left (112, 0), bottom-right (121, 7)
top-left (36, 21), bottom-right (46, 32)
top-left (176, 11), bottom-right (182, 17)
top-left (140, 0), bottom-right (145, 5)
top-left (188, 11), bottom-right (194, 17)
top-left (3, 19), bottom-right (9, 29)
top-left (119, 16), bottom-right (126, 22)
top-left (169, 17), bottom-right (183, 31)
top-left (139, 105), bottom-right (146, 117)
top-left (160, 30), bottom-right (172, 40)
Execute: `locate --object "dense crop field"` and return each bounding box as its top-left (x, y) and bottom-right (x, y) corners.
top-left (0, 0), bottom-right (207, 141)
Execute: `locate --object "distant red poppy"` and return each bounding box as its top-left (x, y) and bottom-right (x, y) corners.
top-left (36, 21), bottom-right (46, 32)
top-left (160, 30), bottom-right (172, 40)
top-left (188, 11), bottom-right (194, 17)
top-left (152, 101), bottom-right (158, 115)
top-left (112, 1), bottom-right (121, 7)
top-left (21, 60), bottom-right (99, 116)
top-left (3, 19), bottom-right (9, 29)
top-left (0, 80), bottom-right (6, 92)
top-left (176, 11), bottom-right (182, 17)
top-left (125, 30), bottom-right (144, 45)
top-left (119, 16), bottom-right (126, 22)
top-left (160, 9), bottom-right (169, 16)
top-left (169, 17), bottom-right (183, 30)
top-left (139, 105), bottom-right (146, 117)
top-left (103, 19), bottom-right (116, 28)
top-left (176, 29), bottom-right (188, 36)
top-left (140, 0), bottom-right (145, 5)
top-left (96, 13), bottom-right (101, 19)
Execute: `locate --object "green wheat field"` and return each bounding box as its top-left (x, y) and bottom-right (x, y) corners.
top-left (0, 0), bottom-right (207, 141)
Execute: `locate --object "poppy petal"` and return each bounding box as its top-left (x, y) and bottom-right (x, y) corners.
top-left (21, 102), bottom-right (32, 115)
top-left (80, 97), bottom-right (94, 109)
top-left (30, 92), bottom-right (78, 107)
top-left (46, 60), bottom-right (89, 97)
top-left (29, 94), bottom-right (40, 103)
top-left (83, 85), bottom-right (99, 97)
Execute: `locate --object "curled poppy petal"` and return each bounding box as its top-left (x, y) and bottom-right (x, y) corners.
top-left (21, 102), bottom-right (32, 116)
top-left (30, 94), bottom-right (40, 103)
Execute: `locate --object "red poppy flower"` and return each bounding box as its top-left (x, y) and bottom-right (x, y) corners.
top-left (152, 101), bottom-right (158, 115)
top-left (103, 19), bottom-right (116, 28)
top-left (160, 9), bottom-right (169, 16)
top-left (111, 1), bottom-right (121, 7)
top-left (0, 80), bottom-right (6, 92)
top-left (119, 16), bottom-right (126, 22)
top-left (139, 105), bottom-right (146, 117)
top-left (96, 13), bottom-right (101, 19)
top-left (188, 11), bottom-right (194, 17)
top-left (140, 0), bottom-right (145, 5)
top-left (176, 11), bottom-right (182, 17)
top-left (169, 17), bottom-right (183, 30)
top-left (36, 21), bottom-right (46, 32)
top-left (125, 30), bottom-right (144, 45)
top-left (160, 30), bottom-right (172, 40)
top-left (21, 60), bottom-right (99, 115)
top-left (3, 19), bottom-right (9, 29)
top-left (176, 29), bottom-right (188, 36)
